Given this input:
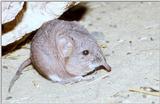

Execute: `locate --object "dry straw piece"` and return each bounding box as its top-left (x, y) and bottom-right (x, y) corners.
top-left (129, 87), bottom-right (160, 97)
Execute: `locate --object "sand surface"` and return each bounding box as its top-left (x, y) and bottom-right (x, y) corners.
top-left (2, 2), bottom-right (160, 104)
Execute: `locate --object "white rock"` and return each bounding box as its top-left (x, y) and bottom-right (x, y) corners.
top-left (2, 2), bottom-right (24, 24)
top-left (2, 2), bottom-right (78, 46)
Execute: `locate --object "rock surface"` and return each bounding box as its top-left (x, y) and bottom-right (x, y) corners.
top-left (2, 2), bottom-right (24, 24)
top-left (2, 1), bottom-right (77, 46)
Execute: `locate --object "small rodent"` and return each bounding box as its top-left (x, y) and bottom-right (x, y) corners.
top-left (8, 19), bottom-right (111, 92)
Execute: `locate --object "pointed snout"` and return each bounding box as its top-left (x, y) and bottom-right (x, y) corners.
top-left (83, 63), bottom-right (111, 77)
top-left (102, 63), bottom-right (111, 72)
top-left (96, 63), bottom-right (111, 72)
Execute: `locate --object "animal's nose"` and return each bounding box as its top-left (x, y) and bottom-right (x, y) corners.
top-left (102, 63), bottom-right (111, 72)
top-left (96, 64), bottom-right (111, 72)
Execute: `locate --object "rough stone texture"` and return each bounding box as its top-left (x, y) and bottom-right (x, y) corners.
top-left (2, 2), bottom-right (160, 104)
top-left (2, 2), bottom-right (24, 24)
top-left (2, 2), bottom-right (76, 46)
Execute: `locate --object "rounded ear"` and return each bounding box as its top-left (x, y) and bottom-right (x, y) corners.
top-left (57, 36), bottom-right (74, 58)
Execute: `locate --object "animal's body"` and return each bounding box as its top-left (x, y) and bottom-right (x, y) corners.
top-left (8, 19), bottom-right (111, 92)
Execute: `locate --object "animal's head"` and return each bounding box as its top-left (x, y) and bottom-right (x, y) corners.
top-left (57, 31), bottom-right (111, 77)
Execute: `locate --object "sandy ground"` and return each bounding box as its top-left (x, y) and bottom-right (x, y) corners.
top-left (2, 2), bottom-right (160, 104)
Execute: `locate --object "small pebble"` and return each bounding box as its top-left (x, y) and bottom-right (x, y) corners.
top-left (144, 77), bottom-right (148, 79)
top-left (105, 40), bottom-right (110, 43)
top-left (32, 80), bottom-right (39, 88)
top-left (112, 25), bottom-right (117, 28)
top-left (100, 44), bottom-right (107, 48)
top-left (118, 101), bottom-right (122, 103)
top-left (126, 52), bottom-right (131, 55)
top-left (129, 41), bottom-right (132, 46)
top-left (151, 101), bottom-right (155, 104)
top-left (88, 23), bottom-right (92, 26)
top-left (129, 41), bottom-right (132, 44)
top-left (150, 37), bottom-right (154, 41)
top-left (6, 96), bottom-right (12, 100)
top-left (112, 51), bottom-right (115, 54)
top-left (3, 66), bottom-right (8, 69)
top-left (96, 17), bottom-right (101, 20)
top-left (112, 92), bottom-right (119, 97)
top-left (109, 24), bottom-right (117, 28)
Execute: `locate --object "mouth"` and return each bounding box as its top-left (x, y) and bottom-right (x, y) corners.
top-left (82, 69), bottom-right (96, 77)
top-left (82, 64), bottom-right (111, 77)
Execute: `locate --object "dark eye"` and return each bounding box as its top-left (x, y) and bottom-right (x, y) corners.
top-left (82, 50), bottom-right (89, 55)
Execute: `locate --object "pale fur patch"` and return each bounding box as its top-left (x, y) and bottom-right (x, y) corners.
top-left (49, 74), bottom-right (62, 82)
